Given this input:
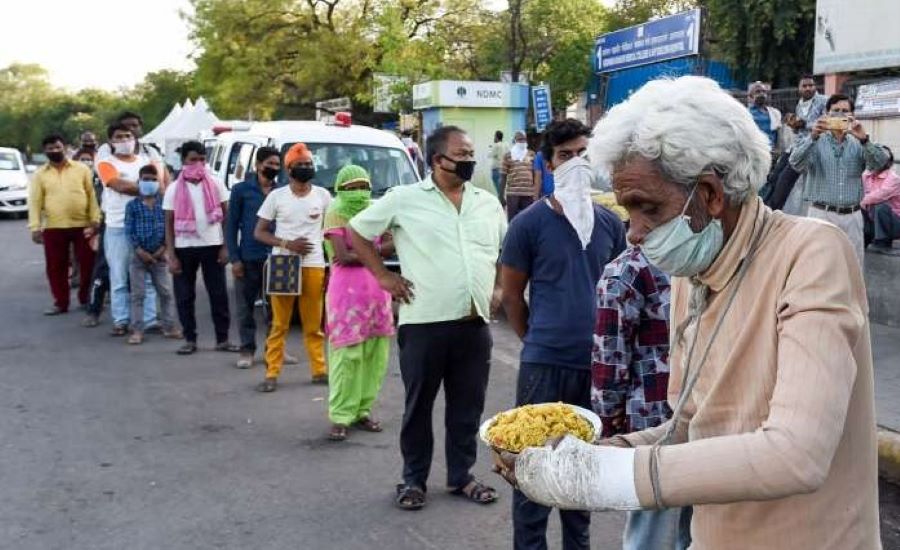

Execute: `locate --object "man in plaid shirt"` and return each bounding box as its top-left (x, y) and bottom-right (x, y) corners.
top-left (592, 246), bottom-right (690, 549)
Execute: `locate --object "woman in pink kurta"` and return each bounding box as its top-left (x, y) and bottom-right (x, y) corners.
top-left (323, 165), bottom-right (395, 441)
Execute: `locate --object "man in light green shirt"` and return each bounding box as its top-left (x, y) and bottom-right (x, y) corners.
top-left (351, 126), bottom-right (507, 511)
top-left (490, 130), bottom-right (509, 201)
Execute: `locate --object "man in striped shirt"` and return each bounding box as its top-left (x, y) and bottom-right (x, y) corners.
top-left (790, 93), bottom-right (889, 267)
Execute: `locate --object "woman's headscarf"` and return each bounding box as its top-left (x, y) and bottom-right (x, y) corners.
top-left (326, 164), bottom-right (372, 229)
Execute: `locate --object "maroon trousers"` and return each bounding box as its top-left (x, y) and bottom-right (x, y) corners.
top-left (42, 228), bottom-right (95, 311)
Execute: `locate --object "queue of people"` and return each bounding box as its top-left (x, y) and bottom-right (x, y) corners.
top-left (26, 76), bottom-right (888, 549)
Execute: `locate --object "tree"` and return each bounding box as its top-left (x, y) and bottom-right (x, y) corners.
top-left (702, 0), bottom-right (816, 86)
top-left (133, 70), bottom-right (197, 129)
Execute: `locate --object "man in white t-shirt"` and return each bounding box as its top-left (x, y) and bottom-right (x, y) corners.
top-left (163, 140), bottom-right (238, 355)
top-left (252, 142), bottom-right (332, 392)
top-left (97, 122), bottom-right (160, 335)
top-left (97, 111), bottom-right (169, 185)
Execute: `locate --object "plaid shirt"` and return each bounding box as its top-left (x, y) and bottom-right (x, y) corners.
top-left (124, 198), bottom-right (165, 252)
top-left (591, 247), bottom-right (672, 437)
top-left (791, 133), bottom-right (889, 208)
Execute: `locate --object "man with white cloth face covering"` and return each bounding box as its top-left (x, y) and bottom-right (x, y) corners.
top-left (500, 118), bottom-right (626, 550)
top-left (495, 76), bottom-right (881, 550)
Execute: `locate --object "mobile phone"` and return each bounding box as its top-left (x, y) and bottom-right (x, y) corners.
top-left (825, 116), bottom-right (849, 132)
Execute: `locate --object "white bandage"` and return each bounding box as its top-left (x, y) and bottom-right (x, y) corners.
top-left (515, 435), bottom-right (641, 511)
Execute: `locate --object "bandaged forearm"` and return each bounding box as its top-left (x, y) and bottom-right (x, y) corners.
top-left (515, 435), bottom-right (641, 511)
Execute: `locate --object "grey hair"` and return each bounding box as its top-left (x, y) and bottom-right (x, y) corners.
top-left (588, 76), bottom-right (772, 205)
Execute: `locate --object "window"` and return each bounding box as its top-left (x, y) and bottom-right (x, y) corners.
top-left (226, 142), bottom-right (256, 188)
top-left (213, 144), bottom-right (226, 172)
top-left (0, 152), bottom-right (21, 171)
top-left (278, 143), bottom-right (418, 197)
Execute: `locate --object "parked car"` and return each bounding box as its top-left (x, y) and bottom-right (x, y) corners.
top-left (0, 148), bottom-right (29, 217)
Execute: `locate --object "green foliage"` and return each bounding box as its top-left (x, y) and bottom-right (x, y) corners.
top-left (702, 0), bottom-right (816, 86)
top-left (0, 63), bottom-right (196, 152)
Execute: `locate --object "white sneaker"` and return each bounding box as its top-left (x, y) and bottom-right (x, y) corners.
top-left (283, 352), bottom-right (301, 365)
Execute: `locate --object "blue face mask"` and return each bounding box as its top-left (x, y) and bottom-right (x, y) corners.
top-left (139, 179), bottom-right (160, 197)
top-left (641, 185), bottom-right (723, 277)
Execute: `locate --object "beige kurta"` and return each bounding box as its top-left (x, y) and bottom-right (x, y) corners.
top-left (617, 197), bottom-right (880, 549)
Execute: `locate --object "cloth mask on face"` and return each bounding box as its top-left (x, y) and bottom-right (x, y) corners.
top-left (181, 162), bottom-right (207, 182)
top-left (113, 140), bottom-right (135, 156)
top-left (440, 155), bottom-right (476, 181)
top-left (510, 142), bottom-right (528, 162)
top-left (261, 166), bottom-right (280, 181)
top-left (46, 151), bottom-right (65, 164)
top-left (290, 165), bottom-right (316, 182)
top-left (552, 156), bottom-right (595, 250)
top-left (640, 184), bottom-right (724, 277)
top-left (139, 179), bottom-right (160, 197)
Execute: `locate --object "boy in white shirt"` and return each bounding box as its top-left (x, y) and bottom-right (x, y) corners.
top-left (253, 142), bottom-right (332, 392)
top-left (163, 141), bottom-right (238, 355)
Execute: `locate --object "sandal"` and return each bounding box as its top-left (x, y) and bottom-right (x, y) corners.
top-left (328, 424), bottom-right (348, 441)
top-left (395, 484), bottom-right (426, 511)
top-left (215, 342), bottom-right (241, 352)
top-left (177, 342), bottom-right (198, 355)
top-left (256, 378), bottom-right (278, 393)
top-left (235, 355), bottom-right (254, 369)
top-left (110, 325), bottom-right (128, 337)
top-left (354, 417), bottom-right (383, 432)
top-left (163, 329), bottom-right (184, 340)
top-left (311, 374), bottom-right (329, 385)
top-left (81, 315), bottom-right (99, 328)
top-left (127, 332), bottom-right (143, 345)
top-left (449, 478), bottom-right (498, 505)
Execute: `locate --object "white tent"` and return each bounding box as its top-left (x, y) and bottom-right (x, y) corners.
top-left (163, 97), bottom-right (219, 157)
top-left (142, 102), bottom-right (183, 148)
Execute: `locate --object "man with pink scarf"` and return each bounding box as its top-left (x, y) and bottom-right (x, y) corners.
top-left (163, 140), bottom-right (239, 355)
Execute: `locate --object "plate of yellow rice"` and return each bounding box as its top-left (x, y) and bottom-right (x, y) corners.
top-left (479, 402), bottom-right (602, 453)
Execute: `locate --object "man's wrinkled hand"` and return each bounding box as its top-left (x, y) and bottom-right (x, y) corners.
top-left (31, 230), bottom-right (43, 245)
top-left (232, 261), bottom-right (245, 279)
top-left (492, 449), bottom-right (519, 489)
top-left (377, 271), bottom-right (414, 304)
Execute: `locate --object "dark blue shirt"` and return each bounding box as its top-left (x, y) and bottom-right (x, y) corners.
top-left (225, 173), bottom-right (272, 263)
top-left (125, 197), bottom-right (165, 252)
top-left (501, 200), bottom-right (626, 369)
top-left (533, 152), bottom-right (555, 196)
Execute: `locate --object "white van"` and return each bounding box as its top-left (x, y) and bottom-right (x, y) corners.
top-left (206, 120), bottom-right (420, 196)
top-left (0, 147), bottom-right (29, 217)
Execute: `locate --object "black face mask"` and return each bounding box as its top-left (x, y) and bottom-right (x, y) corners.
top-left (753, 94), bottom-right (767, 107)
top-left (46, 151), bottom-right (65, 163)
top-left (83, 143), bottom-right (97, 152)
top-left (261, 166), bottom-right (280, 181)
top-left (290, 165), bottom-right (316, 183)
top-left (440, 155), bottom-right (476, 181)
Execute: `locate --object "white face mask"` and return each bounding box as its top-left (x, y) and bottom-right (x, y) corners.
top-left (113, 140), bottom-right (135, 155)
top-left (552, 156), bottom-right (595, 249)
top-left (510, 141), bottom-right (528, 162)
top-left (641, 185), bottom-right (724, 277)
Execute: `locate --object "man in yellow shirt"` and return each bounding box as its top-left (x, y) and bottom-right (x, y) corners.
top-left (28, 134), bottom-right (101, 315)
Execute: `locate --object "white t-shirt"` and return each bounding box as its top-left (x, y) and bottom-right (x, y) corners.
top-left (162, 179), bottom-right (230, 248)
top-left (97, 154), bottom-right (151, 228)
top-left (257, 185), bottom-right (332, 268)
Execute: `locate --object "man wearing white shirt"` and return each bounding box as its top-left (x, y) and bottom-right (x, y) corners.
top-left (253, 142), bottom-right (332, 392)
top-left (163, 141), bottom-right (236, 355)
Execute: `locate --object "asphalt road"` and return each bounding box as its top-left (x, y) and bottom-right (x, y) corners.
top-left (0, 215), bottom-right (897, 550)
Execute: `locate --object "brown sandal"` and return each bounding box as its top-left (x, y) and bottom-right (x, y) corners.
top-left (354, 417), bottom-right (383, 432)
top-left (328, 424), bottom-right (348, 441)
top-left (449, 478), bottom-right (498, 505)
top-left (396, 484), bottom-right (426, 511)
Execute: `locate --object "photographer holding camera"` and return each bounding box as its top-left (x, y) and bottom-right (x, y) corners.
top-left (790, 93), bottom-right (890, 267)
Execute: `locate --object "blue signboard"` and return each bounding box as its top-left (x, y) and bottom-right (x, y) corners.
top-left (594, 9), bottom-right (701, 74)
top-left (532, 85), bottom-right (552, 132)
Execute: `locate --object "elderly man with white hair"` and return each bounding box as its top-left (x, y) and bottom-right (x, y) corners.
top-left (494, 76), bottom-right (880, 549)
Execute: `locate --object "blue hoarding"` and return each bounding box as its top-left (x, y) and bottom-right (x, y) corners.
top-left (594, 9), bottom-right (701, 74)
top-left (532, 85), bottom-right (552, 132)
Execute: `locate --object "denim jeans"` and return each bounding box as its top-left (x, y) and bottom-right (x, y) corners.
top-left (105, 226), bottom-right (157, 327)
top-left (623, 507), bottom-right (692, 550)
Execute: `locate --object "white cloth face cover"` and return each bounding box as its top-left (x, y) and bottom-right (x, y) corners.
top-left (552, 156), bottom-right (595, 250)
top-left (510, 142), bottom-right (528, 162)
top-left (515, 435), bottom-right (641, 511)
top-left (113, 140), bottom-right (135, 156)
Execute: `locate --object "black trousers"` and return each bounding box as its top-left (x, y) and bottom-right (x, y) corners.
top-left (397, 319), bottom-right (492, 490)
top-left (766, 152), bottom-right (802, 211)
top-left (513, 362), bottom-right (592, 550)
top-left (234, 259), bottom-right (266, 352)
top-left (173, 246), bottom-right (230, 344)
top-left (87, 226), bottom-right (109, 317)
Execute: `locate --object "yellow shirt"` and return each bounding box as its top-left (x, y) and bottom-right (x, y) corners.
top-left (28, 160), bottom-right (101, 231)
top-left (617, 198), bottom-right (879, 549)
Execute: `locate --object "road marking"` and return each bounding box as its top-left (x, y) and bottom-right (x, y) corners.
top-left (405, 526), bottom-right (442, 549)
